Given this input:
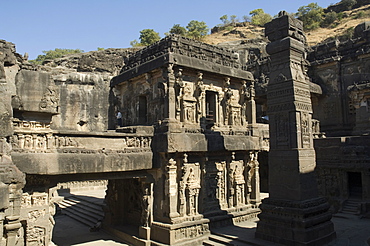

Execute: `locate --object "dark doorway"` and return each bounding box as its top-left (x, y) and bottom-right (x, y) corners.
top-left (206, 91), bottom-right (217, 123)
top-left (138, 96), bottom-right (147, 125)
top-left (348, 172), bottom-right (362, 198)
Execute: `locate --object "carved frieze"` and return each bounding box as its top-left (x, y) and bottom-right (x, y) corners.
top-left (11, 132), bottom-right (152, 154)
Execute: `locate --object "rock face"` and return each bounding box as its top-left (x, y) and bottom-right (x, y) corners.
top-left (43, 48), bottom-right (141, 75)
top-left (0, 39), bottom-right (25, 246)
top-left (255, 12), bottom-right (336, 245)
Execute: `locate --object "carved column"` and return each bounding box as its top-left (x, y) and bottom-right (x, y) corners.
top-left (255, 12), bottom-right (336, 245)
top-left (247, 82), bottom-right (256, 125)
top-left (247, 151), bottom-right (260, 203)
top-left (166, 158), bottom-right (179, 219)
top-left (162, 64), bottom-right (176, 120)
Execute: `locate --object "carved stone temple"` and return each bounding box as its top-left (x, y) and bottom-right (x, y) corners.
top-left (2, 9), bottom-right (370, 246)
top-left (254, 12), bottom-right (336, 245)
top-left (108, 35), bottom-right (266, 245)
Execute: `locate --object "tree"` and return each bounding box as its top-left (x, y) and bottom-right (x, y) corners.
top-left (186, 20), bottom-right (209, 40)
top-left (243, 15), bottom-right (251, 22)
top-left (296, 3), bottom-right (324, 31)
top-left (220, 15), bottom-right (229, 25)
top-left (230, 15), bottom-right (238, 24)
top-left (249, 9), bottom-right (272, 27)
top-left (321, 11), bottom-right (338, 27)
top-left (167, 24), bottom-right (187, 36)
top-left (29, 48), bottom-right (84, 65)
top-left (139, 29), bottom-right (161, 46)
top-left (130, 29), bottom-right (161, 47)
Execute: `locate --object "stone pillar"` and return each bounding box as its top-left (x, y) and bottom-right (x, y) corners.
top-left (255, 12), bottom-right (336, 245)
top-left (248, 151), bottom-right (260, 203)
top-left (166, 158), bottom-right (179, 219)
top-left (247, 82), bottom-right (256, 125)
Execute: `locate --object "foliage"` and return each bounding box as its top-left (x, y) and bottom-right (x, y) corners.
top-left (230, 15), bottom-right (238, 24)
top-left (130, 40), bottom-right (141, 47)
top-left (355, 10), bottom-right (366, 18)
top-left (220, 15), bottom-right (229, 25)
top-left (97, 47), bottom-right (105, 51)
top-left (343, 26), bottom-right (355, 39)
top-left (139, 29), bottom-right (161, 46)
top-left (167, 24), bottom-right (187, 36)
top-left (249, 9), bottom-right (272, 27)
top-left (29, 48), bottom-right (83, 65)
top-left (130, 29), bottom-right (161, 47)
top-left (296, 3), bottom-right (324, 31)
top-left (186, 20), bottom-right (209, 40)
top-left (321, 11), bottom-right (338, 27)
top-left (337, 12), bottom-right (348, 20)
top-left (341, 0), bottom-right (357, 10)
top-left (243, 15), bottom-right (251, 22)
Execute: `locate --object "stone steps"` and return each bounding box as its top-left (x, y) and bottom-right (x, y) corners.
top-left (203, 233), bottom-right (256, 246)
top-left (341, 199), bottom-right (361, 215)
top-left (58, 195), bottom-right (104, 228)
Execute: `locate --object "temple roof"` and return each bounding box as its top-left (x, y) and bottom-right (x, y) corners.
top-left (111, 35), bottom-right (253, 86)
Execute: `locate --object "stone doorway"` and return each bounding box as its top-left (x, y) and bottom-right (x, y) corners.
top-left (206, 91), bottom-right (217, 124)
top-left (348, 172), bottom-right (362, 198)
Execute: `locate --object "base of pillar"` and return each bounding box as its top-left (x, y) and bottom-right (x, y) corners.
top-left (151, 219), bottom-right (210, 245)
top-left (255, 197), bottom-right (336, 246)
top-left (205, 205), bottom-right (260, 229)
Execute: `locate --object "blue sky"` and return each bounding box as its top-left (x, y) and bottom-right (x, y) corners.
top-left (2, 0), bottom-right (336, 59)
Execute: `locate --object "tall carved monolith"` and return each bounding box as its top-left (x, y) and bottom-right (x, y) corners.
top-left (255, 12), bottom-right (336, 245)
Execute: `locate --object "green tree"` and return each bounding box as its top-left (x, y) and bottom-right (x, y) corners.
top-left (322, 11), bottom-right (338, 27)
top-left (139, 29), bottom-right (161, 46)
top-left (29, 48), bottom-right (84, 65)
top-left (230, 15), bottom-right (238, 24)
top-left (130, 29), bottom-right (161, 47)
top-left (167, 24), bottom-right (187, 36)
top-left (296, 3), bottom-right (324, 31)
top-left (186, 20), bottom-right (209, 40)
top-left (220, 15), bottom-right (229, 25)
top-left (249, 9), bottom-right (272, 27)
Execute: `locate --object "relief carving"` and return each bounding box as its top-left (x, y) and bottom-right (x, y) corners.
top-left (228, 156), bottom-right (246, 207)
top-left (26, 226), bottom-right (46, 246)
top-left (179, 154), bottom-right (201, 216)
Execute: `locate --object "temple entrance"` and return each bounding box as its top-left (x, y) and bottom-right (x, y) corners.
top-left (139, 96), bottom-right (148, 125)
top-left (348, 172), bottom-right (362, 198)
top-left (206, 91), bottom-right (217, 123)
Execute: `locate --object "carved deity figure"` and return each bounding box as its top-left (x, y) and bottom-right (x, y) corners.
top-left (195, 72), bottom-right (205, 123)
top-left (174, 69), bottom-right (184, 120)
top-left (229, 159), bottom-right (246, 207)
top-left (179, 154), bottom-right (201, 216)
top-left (222, 78), bottom-right (233, 125)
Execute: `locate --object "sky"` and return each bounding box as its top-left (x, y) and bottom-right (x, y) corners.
top-left (2, 0), bottom-right (336, 60)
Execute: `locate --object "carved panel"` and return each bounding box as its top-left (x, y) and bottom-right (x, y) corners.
top-left (26, 226), bottom-right (46, 246)
top-left (228, 160), bottom-right (246, 207)
top-left (179, 158), bottom-right (201, 216)
top-left (174, 224), bottom-right (209, 242)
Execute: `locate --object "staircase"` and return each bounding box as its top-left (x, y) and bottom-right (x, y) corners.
top-left (57, 194), bottom-right (105, 228)
top-left (203, 233), bottom-right (256, 246)
top-left (341, 199), bottom-right (361, 215)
